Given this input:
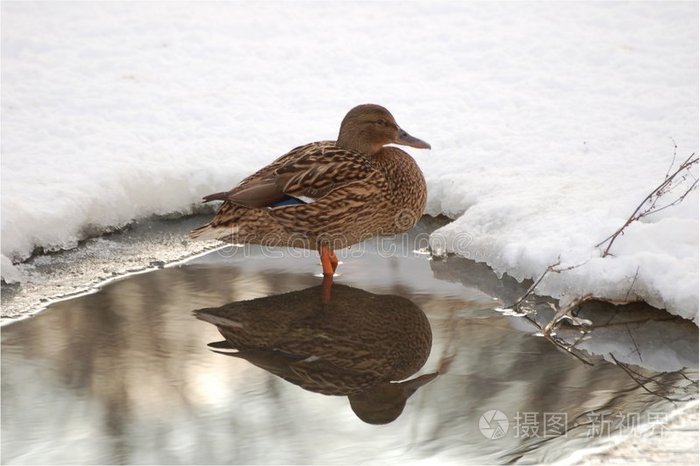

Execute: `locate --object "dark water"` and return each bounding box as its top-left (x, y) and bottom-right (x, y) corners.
top-left (1, 219), bottom-right (697, 464)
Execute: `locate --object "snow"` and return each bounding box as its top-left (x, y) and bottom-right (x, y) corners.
top-left (1, 2), bottom-right (698, 320)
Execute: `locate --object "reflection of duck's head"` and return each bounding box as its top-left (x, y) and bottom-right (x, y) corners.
top-left (348, 373), bottom-right (438, 425)
top-left (195, 284), bottom-right (436, 424)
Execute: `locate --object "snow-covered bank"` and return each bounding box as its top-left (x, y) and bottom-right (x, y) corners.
top-left (2, 2), bottom-right (697, 319)
top-left (427, 162), bottom-right (699, 321)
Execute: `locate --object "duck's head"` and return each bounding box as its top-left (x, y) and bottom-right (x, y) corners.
top-left (337, 104), bottom-right (431, 155)
top-left (347, 372), bottom-right (438, 424)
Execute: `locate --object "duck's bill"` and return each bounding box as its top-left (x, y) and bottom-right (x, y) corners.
top-left (395, 128), bottom-right (431, 149)
top-left (402, 372), bottom-right (439, 395)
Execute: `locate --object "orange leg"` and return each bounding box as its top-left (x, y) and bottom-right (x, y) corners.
top-left (319, 245), bottom-right (335, 276)
top-left (318, 245), bottom-right (335, 304)
top-left (321, 274), bottom-right (333, 305)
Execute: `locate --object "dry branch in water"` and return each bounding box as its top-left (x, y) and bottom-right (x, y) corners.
top-left (609, 354), bottom-right (692, 403)
top-left (505, 150), bottom-right (698, 338)
top-left (542, 294), bottom-right (593, 336)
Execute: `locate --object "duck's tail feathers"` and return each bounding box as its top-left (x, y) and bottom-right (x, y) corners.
top-left (195, 310), bottom-right (244, 328)
top-left (202, 191), bottom-right (229, 203)
top-left (190, 223), bottom-right (240, 241)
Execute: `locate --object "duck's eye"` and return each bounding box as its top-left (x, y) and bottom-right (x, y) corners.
top-left (376, 119), bottom-right (387, 126)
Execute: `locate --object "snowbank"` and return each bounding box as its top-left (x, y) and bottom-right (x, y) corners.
top-left (2, 2), bottom-right (697, 320)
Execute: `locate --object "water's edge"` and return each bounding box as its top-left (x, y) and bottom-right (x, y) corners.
top-left (1, 214), bottom-right (692, 330)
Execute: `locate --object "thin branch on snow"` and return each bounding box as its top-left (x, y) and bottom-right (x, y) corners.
top-left (642, 178), bottom-right (698, 217)
top-left (664, 137), bottom-right (678, 180)
top-left (595, 152), bottom-right (698, 257)
top-left (624, 266), bottom-right (640, 302)
top-left (495, 149), bottom-right (698, 365)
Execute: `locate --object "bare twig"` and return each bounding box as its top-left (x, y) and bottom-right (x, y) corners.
top-left (664, 137), bottom-right (678, 179)
top-left (625, 324), bottom-right (643, 364)
top-left (644, 179), bottom-right (698, 217)
top-left (496, 148), bottom-right (698, 369)
top-left (679, 371), bottom-right (700, 386)
top-left (509, 260), bottom-right (560, 311)
top-left (619, 361), bottom-right (689, 389)
top-left (509, 257), bottom-right (592, 312)
top-left (596, 153), bottom-right (698, 257)
top-left (520, 313), bottom-right (595, 366)
top-left (543, 294), bottom-right (593, 336)
top-left (610, 353), bottom-right (688, 403)
top-left (549, 335), bottom-right (595, 366)
top-left (568, 329), bottom-right (591, 351)
top-left (624, 266), bottom-right (640, 302)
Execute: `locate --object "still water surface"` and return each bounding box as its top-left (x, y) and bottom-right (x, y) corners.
top-left (2, 220), bottom-right (697, 464)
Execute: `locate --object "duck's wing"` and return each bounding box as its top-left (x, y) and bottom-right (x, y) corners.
top-left (204, 141), bottom-right (379, 208)
top-left (208, 346), bottom-right (379, 395)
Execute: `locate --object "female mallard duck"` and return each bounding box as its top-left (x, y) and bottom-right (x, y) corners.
top-left (191, 104), bottom-right (430, 286)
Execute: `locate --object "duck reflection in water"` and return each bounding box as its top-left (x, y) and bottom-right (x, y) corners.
top-left (195, 284), bottom-right (437, 424)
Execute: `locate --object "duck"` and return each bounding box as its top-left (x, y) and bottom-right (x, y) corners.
top-left (191, 104), bottom-right (430, 296)
top-left (194, 284), bottom-right (438, 424)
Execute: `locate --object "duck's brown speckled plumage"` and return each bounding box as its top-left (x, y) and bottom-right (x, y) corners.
top-left (191, 104), bottom-right (429, 251)
top-left (195, 284), bottom-right (437, 424)
top-left (197, 285), bottom-right (433, 392)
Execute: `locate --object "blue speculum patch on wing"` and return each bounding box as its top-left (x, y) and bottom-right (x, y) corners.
top-left (271, 196), bottom-right (308, 207)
